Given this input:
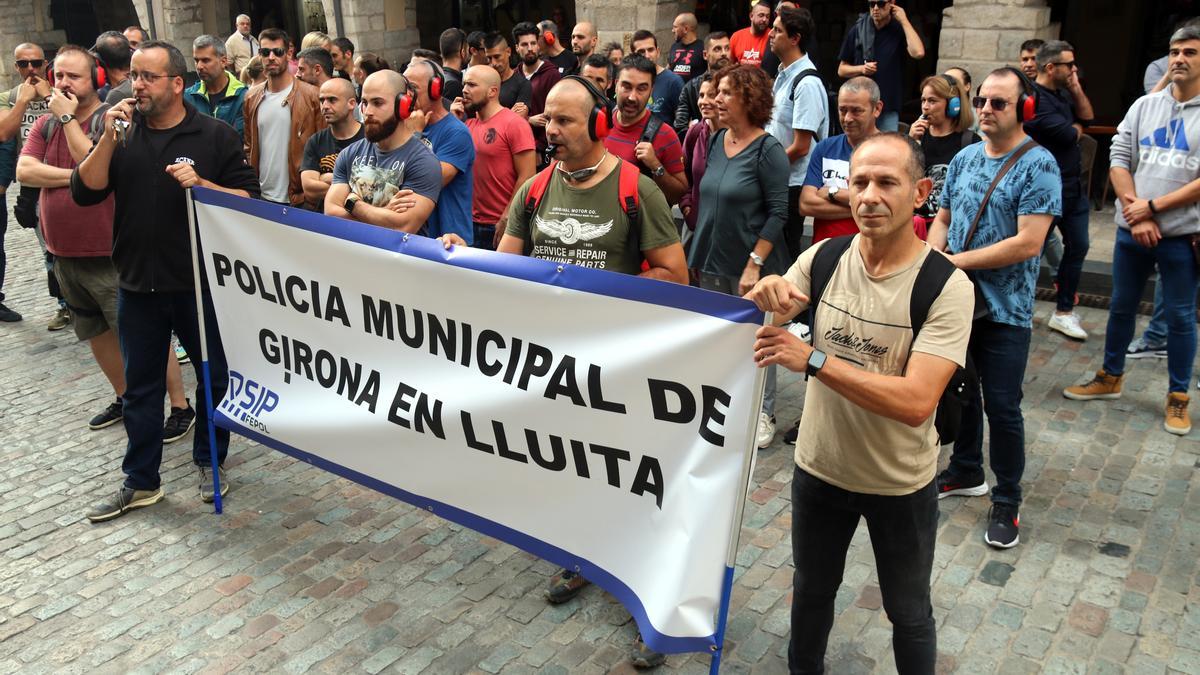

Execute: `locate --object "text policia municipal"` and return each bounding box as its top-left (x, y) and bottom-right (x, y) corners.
top-left (211, 254), bottom-right (741, 509)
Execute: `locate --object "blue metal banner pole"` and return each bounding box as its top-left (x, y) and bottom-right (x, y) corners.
top-left (710, 312), bottom-right (772, 674)
top-left (186, 188), bottom-right (224, 514)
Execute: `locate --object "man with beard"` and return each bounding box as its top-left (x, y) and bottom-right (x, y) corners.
top-left (630, 30), bottom-right (683, 124)
top-left (483, 32), bottom-right (531, 118)
top-left (568, 22), bottom-right (599, 76)
top-left (185, 35), bottom-right (247, 141)
top-left (296, 48), bottom-right (335, 90)
top-left (449, 65), bottom-right (534, 249)
top-left (514, 21), bottom-right (562, 166)
top-left (300, 78), bottom-right (363, 210)
top-left (439, 76), bottom-right (686, 669)
top-left (579, 53), bottom-right (615, 96)
top-left (731, 1), bottom-right (773, 67)
top-left (72, 41), bottom-right (260, 521)
top-left (324, 70), bottom-right (442, 231)
top-left (244, 28), bottom-right (324, 206)
top-left (604, 56), bottom-right (687, 205)
top-left (668, 13), bottom-right (706, 83)
top-left (673, 32), bottom-right (731, 140)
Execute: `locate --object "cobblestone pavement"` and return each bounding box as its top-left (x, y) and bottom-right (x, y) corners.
top-left (1, 211), bottom-right (1198, 675)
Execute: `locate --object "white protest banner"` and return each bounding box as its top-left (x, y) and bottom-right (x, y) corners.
top-left (190, 187), bottom-right (765, 657)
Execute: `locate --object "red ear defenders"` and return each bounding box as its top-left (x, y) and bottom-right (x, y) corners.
top-left (543, 30), bottom-right (556, 46)
top-left (46, 51), bottom-right (108, 91)
top-left (425, 60), bottom-right (445, 100)
top-left (394, 76), bottom-right (416, 120)
top-left (997, 66), bottom-right (1037, 123)
top-left (563, 75), bottom-right (612, 141)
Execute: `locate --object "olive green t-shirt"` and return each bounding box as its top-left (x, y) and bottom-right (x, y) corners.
top-left (505, 162), bottom-right (679, 276)
top-left (784, 236), bottom-right (974, 496)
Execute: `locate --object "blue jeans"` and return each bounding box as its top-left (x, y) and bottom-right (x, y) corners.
top-left (117, 288), bottom-right (229, 490)
top-left (1053, 194), bottom-right (1090, 311)
top-left (948, 320), bottom-right (1031, 507)
top-left (878, 111), bottom-right (899, 132)
top-left (1103, 227), bottom-right (1197, 393)
top-left (1143, 280), bottom-right (1167, 346)
top-left (789, 466), bottom-right (937, 674)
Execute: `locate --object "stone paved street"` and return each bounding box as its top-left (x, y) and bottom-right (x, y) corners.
top-left (1, 208), bottom-right (1198, 674)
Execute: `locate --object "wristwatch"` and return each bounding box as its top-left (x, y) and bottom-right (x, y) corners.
top-left (748, 251), bottom-right (764, 266)
top-left (805, 349), bottom-right (828, 378)
top-left (343, 194), bottom-right (360, 214)
top-left (58, 113), bottom-right (73, 125)
top-left (826, 185), bottom-right (840, 204)
top-left (651, 164), bottom-right (666, 178)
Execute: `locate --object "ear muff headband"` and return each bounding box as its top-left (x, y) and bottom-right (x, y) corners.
top-left (940, 74), bottom-right (961, 119)
top-left (997, 66), bottom-right (1037, 123)
top-left (563, 74), bottom-right (611, 141)
top-left (48, 51), bottom-right (108, 91)
top-left (394, 76), bottom-right (416, 120)
top-left (424, 59), bottom-right (445, 100)
top-left (543, 30), bottom-right (556, 46)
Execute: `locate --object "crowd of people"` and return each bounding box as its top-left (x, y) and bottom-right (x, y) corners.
top-left (0, 1), bottom-right (1197, 672)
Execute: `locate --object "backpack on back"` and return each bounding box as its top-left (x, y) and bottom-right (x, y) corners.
top-left (522, 158), bottom-right (643, 262)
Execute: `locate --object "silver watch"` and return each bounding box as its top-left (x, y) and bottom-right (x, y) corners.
top-left (749, 251), bottom-right (764, 266)
top-left (652, 164), bottom-right (666, 178)
top-left (827, 185), bottom-right (840, 203)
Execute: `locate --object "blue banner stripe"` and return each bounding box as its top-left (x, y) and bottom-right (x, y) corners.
top-left (215, 411), bottom-right (719, 655)
top-left (192, 187), bottom-right (763, 326)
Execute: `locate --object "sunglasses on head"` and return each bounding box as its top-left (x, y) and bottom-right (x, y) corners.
top-left (258, 47), bottom-right (286, 58)
top-left (972, 96), bottom-right (1013, 111)
top-left (15, 59), bottom-right (44, 69)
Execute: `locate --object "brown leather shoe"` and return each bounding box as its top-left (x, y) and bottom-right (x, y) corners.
top-left (1063, 370), bottom-right (1123, 401)
top-left (1165, 392), bottom-right (1191, 436)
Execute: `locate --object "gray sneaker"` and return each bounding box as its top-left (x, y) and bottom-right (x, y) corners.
top-left (1127, 336), bottom-right (1167, 359)
top-left (198, 466), bottom-right (229, 503)
top-left (86, 486), bottom-right (164, 523)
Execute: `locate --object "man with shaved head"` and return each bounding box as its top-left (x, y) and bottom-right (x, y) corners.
top-left (450, 65), bottom-right (534, 249)
top-left (569, 22), bottom-right (598, 75)
top-left (439, 74), bottom-right (686, 669)
top-left (668, 12), bottom-right (706, 82)
top-left (301, 78), bottom-right (362, 210)
top-left (324, 69), bottom-right (442, 231)
top-left (407, 59), bottom-right (474, 243)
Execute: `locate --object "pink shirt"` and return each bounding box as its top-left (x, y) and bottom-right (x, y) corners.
top-left (467, 107), bottom-right (535, 224)
top-left (21, 114), bottom-right (113, 257)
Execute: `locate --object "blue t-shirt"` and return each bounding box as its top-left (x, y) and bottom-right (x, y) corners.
top-left (421, 114), bottom-right (475, 242)
top-left (940, 139), bottom-right (1062, 328)
top-left (770, 54), bottom-right (829, 186)
top-left (332, 135), bottom-right (443, 210)
top-left (802, 134), bottom-right (854, 190)
top-left (650, 70), bottom-right (684, 124)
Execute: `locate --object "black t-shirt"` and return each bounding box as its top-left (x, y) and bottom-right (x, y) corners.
top-left (443, 67), bottom-right (464, 102)
top-left (1026, 83), bottom-right (1083, 199)
top-left (668, 40), bottom-right (706, 82)
top-left (301, 126), bottom-right (366, 175)
top-left (499, 72), bottom-right (533, 110)
top-left (917, 129), bottom-right (980, 217)
top-left (839, 17), bottom-right (906, 114)
top-left (547, 50), bottom-right (577, 74)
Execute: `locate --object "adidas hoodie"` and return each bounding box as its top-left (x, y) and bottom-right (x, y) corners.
top-left (1111, 85), bottom-right (1200, 237)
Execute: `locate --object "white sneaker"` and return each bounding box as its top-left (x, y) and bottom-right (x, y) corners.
top-left (1048, 312), bottom-right (1088, 340)
top-left (755, 412), bottom-right (776, 449)
top-left (788, 321), bottom-right (812, 344)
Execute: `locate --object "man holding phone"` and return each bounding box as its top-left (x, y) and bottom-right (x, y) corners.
top-left (837, 0), bottom-right (925, 132)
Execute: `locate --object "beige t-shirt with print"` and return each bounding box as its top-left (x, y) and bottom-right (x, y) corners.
top-left (783, 235), bottom-right (974, 496)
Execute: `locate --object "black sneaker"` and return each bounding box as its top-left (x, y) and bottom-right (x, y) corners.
top-left (163, 402), bottom-right (196, 444)
top-left (0, 302), bottom-right (22, 322)
top-left (783, 418), bottom-right (801, 444)
top-left (984, 503), bottom-right (1020, 548)
top-left (629, 633), bottom-right (666, 669)
top-left (88, 398), bottom-right (124, 430)
top-left (85, 485), bottom-right (164, 523)
top-left (198, 465), bottom-right (229, 504)
top-left (935, 469), bottom-right (988, 500)
top-left (544, 569), bottom-right (590, 603)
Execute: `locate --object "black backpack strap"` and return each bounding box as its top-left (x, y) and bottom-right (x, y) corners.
top-left (960, 129), bottom-right (974, 149)
top-left (806, 235), bottom-right (855, 338)
top-left (789, 69), bottom-right (821, 102)
top-left (640, 114), bottom-right (665, 144)
top-left (902, 248), bottom-right (959, 371)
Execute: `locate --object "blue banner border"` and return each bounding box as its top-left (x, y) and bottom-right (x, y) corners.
top-left (216, 410), bottom-right (718, 654)
top-left (192, 186), bottom-right (763, 327)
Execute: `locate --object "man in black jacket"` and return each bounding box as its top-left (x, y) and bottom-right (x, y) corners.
top-left (71, 41), bottom-right (260, 522)
top-left (672, 32), bottom-right (730, 141)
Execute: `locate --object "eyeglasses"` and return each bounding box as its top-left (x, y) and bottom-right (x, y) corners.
top-left (259, 47), bottom-right (286, 58)
top-left (15, 59), bottom-right (44, 69)
top-left (867, 0), bottom-right (890, 7)
top-left (1050, 60), bottom-right (1077, 69)
top-left (129, 71), bottom-right (179, 83)
top-left (972, 96), bottom-right (1013, 111)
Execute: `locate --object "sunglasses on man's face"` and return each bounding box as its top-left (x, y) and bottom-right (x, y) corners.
top-left (867, 0), bottom-right (890, 8)
top-left (972, 96), bottom-right (1014, 111)
top-left (259, 47), bottom-right (286, 58)
top-left (15, 59), bottom-right (44, 69)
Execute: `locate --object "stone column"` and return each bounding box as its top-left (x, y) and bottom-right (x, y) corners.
top-left (577, 0), bottom-right (691, 56)
top-left (0, 0), bottom-right (65, 81)
top-left (339, 0), bottom-right (419, 68)
top-left (936, 0), bottom-right (1058, 81)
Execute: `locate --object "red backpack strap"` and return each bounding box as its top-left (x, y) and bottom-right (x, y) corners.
top-left (523, 161), bottom-right (558, 256)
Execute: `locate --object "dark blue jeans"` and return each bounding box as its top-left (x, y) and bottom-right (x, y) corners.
top-left (1053, 193), bottom-right (1090, 312)
top-left (117, 288), bottom-right (229, 490)
top-left (948, 320), bottom-right (1031, 507)
top-left (789, 467), bottom-right (937, 674)
top-left (1103, 227), bottom-right (1198, 393)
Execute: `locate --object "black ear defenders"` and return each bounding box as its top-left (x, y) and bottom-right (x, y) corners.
top-left (562, 74), bottom-right (612, 141)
